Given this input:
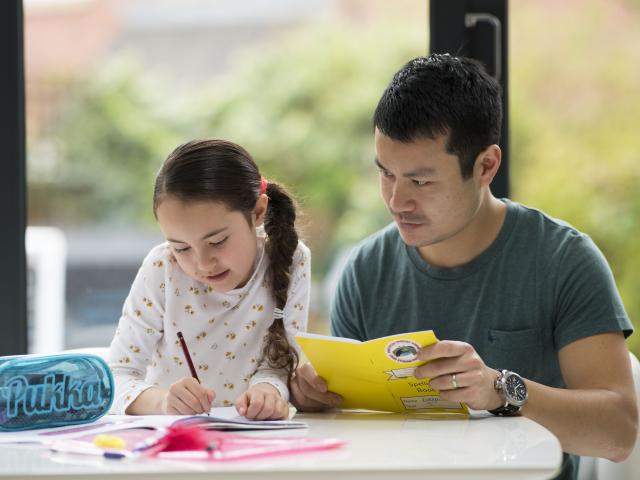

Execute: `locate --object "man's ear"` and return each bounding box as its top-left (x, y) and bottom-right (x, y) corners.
top-left (474, 144), bottom-right (502, 186)
top-left (253, 194), bottom-right (269, 227)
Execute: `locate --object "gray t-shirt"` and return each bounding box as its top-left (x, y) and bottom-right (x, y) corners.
top-left (330, 199), bottom-right (633, 480)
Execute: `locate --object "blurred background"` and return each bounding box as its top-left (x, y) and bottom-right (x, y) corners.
top-left (24, 0), bottom-right (640, 355)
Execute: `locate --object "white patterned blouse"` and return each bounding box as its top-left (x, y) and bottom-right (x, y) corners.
top-left (107, 230), bottom-right (310, 414)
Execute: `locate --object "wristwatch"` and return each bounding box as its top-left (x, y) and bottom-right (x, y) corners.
top-left (489, 369), bottom-right (528, 416)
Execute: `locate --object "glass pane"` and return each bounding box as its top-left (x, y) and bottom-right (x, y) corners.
top-left (510, 0), bottom-right (640, 354)
top-left (25, 0), bottom-right (427, 351)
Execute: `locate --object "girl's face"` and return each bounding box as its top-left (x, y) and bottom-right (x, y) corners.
top-left (156, 196), bottom-right (267, 293)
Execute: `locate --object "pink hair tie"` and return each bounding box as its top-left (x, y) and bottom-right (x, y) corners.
top-left (260, 177), bottom-right (268, 195)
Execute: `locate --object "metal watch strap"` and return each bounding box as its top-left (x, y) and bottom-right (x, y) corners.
top-left (489, 369), bottom-right (523, 416)
top-left (489, 402), bottom-right (522, 416)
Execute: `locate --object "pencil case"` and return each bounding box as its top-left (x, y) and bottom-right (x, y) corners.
top-left (0, 353), bottom-right (114, 431)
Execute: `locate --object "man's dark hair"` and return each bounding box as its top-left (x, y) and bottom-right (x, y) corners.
top-left (373, 54), bottom-right (502, 179)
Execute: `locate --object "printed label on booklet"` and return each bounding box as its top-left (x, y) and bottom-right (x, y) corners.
top-left (384, 367), bottom-right (416, 379)
top-left (401, 396), bottom-right (463, 410)
top-left (385, 340), bottom-right (420, 363)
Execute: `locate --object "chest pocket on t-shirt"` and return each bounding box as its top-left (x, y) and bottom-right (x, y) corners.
top-left (483, 327), bottom-right (542, 380)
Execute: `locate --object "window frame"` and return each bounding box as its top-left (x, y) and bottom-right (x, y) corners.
top-left (0, 0), bottom-right (27, 355)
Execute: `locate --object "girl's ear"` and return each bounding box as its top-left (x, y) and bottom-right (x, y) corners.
top-left (253, 194), bottom-right (269, 227)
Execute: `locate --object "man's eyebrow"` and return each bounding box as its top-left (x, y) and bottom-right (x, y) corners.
top-left (374, 157), bottom-right (387, 171)
top-left (167, 227), bottom-right (228, 244)
top-left (374, 157), bottom-right (436, 177)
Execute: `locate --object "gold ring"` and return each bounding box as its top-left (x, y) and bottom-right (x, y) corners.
top-left (451, 373), bottom-right (458, 389)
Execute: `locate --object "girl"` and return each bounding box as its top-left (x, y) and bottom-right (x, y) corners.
top-left (108, 139), bottom-right (310, 420)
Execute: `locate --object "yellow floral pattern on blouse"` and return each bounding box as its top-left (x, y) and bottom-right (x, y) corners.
top-left (107, 231), bottom-right (310, 415)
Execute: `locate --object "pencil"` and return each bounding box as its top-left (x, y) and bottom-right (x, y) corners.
top-left (177, 331), bottom-right (201, 383)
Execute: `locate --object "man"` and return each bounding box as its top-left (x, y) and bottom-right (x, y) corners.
top-left (290, 54), bottom-right (637, 480)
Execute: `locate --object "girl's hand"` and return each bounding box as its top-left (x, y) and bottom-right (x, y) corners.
top-left (235, 383), bottom-right (289, 420)
top-left (290, 362), bottom-right (342, 412)
top-left (162, 377), bottom-right (215, 414)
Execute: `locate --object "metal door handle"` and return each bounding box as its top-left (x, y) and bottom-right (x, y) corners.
top-left (465, 13), bottom-right (502, 81)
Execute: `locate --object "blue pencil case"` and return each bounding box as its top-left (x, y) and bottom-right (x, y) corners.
top-left (0, 353), bottom-right (114, 431)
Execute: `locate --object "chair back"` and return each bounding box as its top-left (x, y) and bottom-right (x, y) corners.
top-left (593, 351), bottom-right (640, 479)
top-left (580, 351), bottom-right (640, 480)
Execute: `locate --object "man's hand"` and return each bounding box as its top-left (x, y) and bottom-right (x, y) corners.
top-left (235, 383), bottom-right (289, 420)
top-left (161, 377), bottom-right (215, 414)
top-left (290, 362), bottom-right (343, 412)
top-left (415, 340), bottom-right (503, 411)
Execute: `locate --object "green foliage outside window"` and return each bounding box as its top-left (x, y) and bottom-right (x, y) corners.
top-left (36, 3), bottom-right (640, 354)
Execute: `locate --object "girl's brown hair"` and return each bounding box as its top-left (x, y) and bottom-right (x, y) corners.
top-left (153, 139), bottom-right (300, 383)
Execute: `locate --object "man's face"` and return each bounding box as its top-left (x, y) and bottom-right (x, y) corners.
top-left (375, 129), bottom-right (482, 249)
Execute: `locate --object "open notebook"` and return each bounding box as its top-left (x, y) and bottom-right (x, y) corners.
top-left (139, 406), bottom-right (307, 431)
top-left (0, 407), bottom-right (306, 444)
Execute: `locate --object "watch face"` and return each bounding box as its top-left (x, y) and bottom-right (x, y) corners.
top-left (504, 374), bottom-right (528, 405)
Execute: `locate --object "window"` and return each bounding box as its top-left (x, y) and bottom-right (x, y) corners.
top-left (25, 0), bottom-right (427, 349)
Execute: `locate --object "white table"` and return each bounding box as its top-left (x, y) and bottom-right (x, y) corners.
top-left (0, 411), bottom-right (562, 480)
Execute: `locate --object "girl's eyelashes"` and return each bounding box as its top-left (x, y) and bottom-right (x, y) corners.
top-left (210, 237), bottom-right (228, 247)
top-left (172, 237), bottom-right (228, 253)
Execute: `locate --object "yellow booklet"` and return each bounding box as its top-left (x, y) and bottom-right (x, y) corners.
top-left (295, 330), bottom-right (468, 417)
